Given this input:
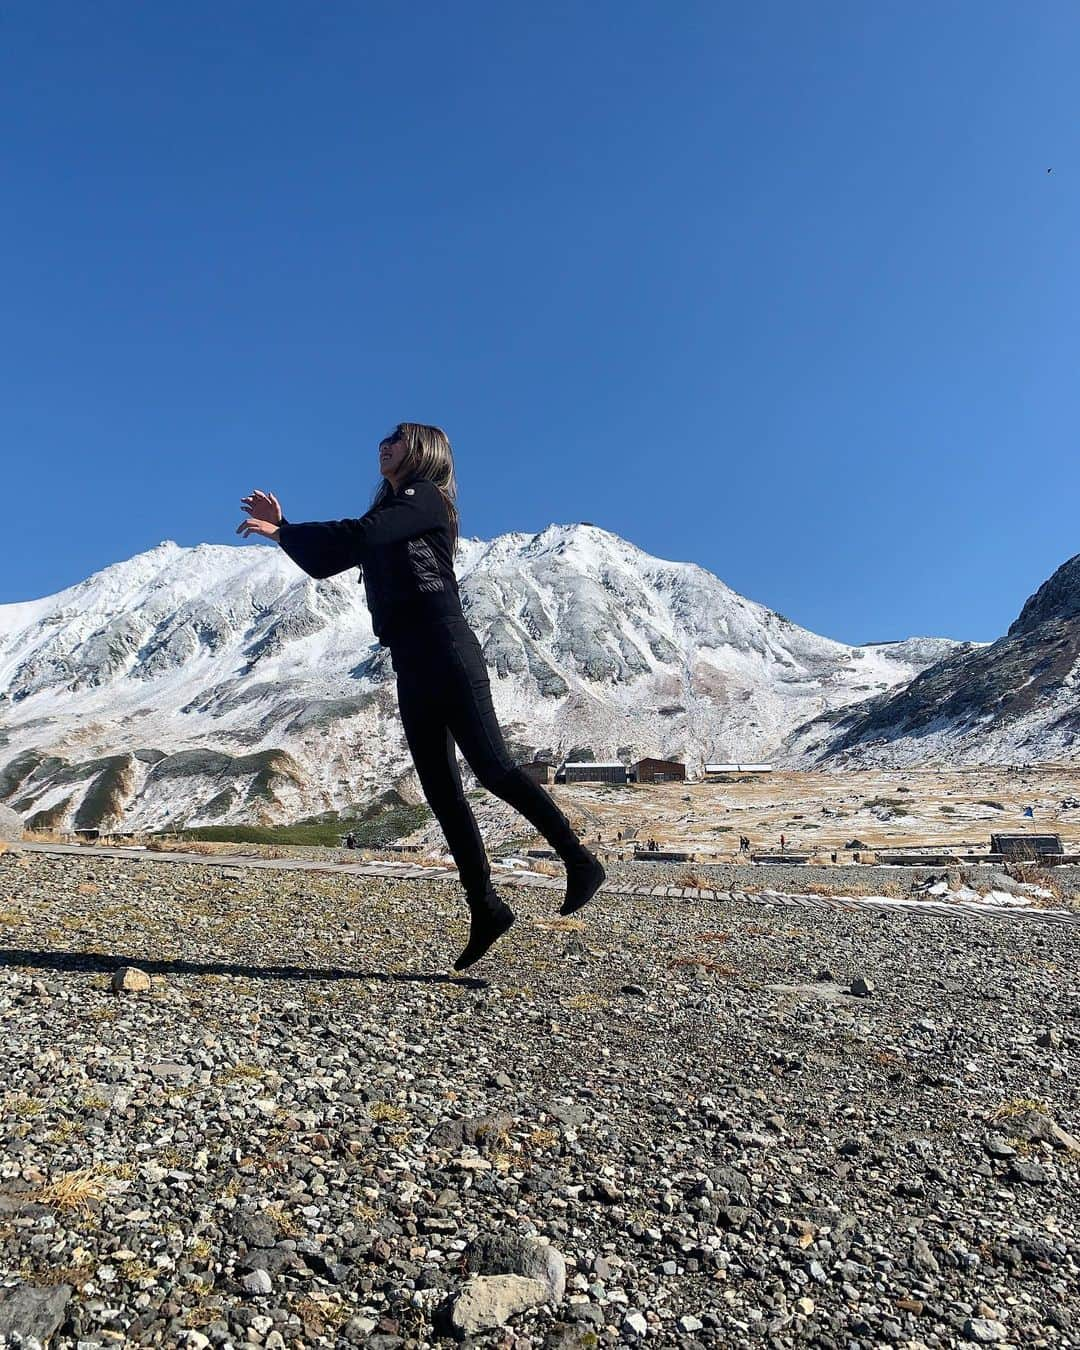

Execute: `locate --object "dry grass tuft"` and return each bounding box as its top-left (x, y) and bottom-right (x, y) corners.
top-left (217, 1063), bottom-right (265, 1084)
top-left (31, 1166), bottom-right (115, 1215)
top-left (4, 1094), bottom-right (44, 1119)
top-left (531, 916), bottom-right (586, 932)
top-left (264, 1201), bottom-right (305, 1238)
top-left (564, 990), bottom-right (609, 1011)
top-left (295, 1295), bottom-right (352, 1337)
top-left (146, 839), bottom-right (219, 855)
top-left (989, 1097), bottom-right (1052, 1121)
top-left (667, 955), bottom-right (736, 975)
top-left (676, 869), bottom-right (719, 888)
top-left (368, 1102), bottom-right (409, 1125)
top-left (528, 1127), bottom-right (560, 1151)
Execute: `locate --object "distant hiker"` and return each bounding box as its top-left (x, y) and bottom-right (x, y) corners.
top-left (238, 424), bottom-right (605, 971)
top-left (739, 835), bottom-right (750, 853)
top-left (780, 833), bottom-right (786, 853)
top-left (344, 832), bottom-right (357, 849)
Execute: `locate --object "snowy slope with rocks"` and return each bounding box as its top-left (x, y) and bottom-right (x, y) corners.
top-left (0, 525), bottom-right (958, 830)
top-left (780, 553), bottom-right (1080, 768)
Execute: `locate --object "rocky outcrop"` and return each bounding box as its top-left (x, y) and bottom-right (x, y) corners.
top-left (784, 552), bottom-right (1080, 766)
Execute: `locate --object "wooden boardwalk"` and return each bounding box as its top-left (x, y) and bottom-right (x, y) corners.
top-left (16, 842), bottom-right (1080, 928)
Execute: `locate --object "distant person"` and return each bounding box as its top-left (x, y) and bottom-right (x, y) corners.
top-left (780, 833), bottom-right (786, 853)
top-left (238, 423), bottom-right (605, 970)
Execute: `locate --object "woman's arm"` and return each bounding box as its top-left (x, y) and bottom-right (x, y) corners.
top-left (277, 481), bottom-right (446, 578)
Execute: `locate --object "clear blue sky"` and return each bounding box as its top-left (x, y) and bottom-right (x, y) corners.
top-left (3, 2), bottom-right (1077, 644)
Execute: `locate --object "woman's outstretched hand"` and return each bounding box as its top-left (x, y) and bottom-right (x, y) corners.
top-left (237, 489), bottom-right (283, 542)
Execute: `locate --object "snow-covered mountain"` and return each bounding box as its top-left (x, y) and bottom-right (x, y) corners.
top-left (780, 553), bottom-right (1080, 768)
top-left (0, 525), bottom-right (960, 830)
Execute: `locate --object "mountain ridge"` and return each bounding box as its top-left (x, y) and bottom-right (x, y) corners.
top-left (0, 525), bottom-right (964, 830)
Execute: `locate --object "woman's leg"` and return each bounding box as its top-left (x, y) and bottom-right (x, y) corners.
top-left (395, 672), bottom-right (492, 898)
top-left (395, 670), bottom-right (514, 969)
top-left (440, 625), bottom-right (606, 914)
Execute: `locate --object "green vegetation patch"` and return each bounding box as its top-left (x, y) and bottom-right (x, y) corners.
top-left (167, 801), bottom-right (433, 848)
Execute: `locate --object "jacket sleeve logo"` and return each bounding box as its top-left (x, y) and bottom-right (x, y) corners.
top-left (404, 487), bottom-right (415, 495)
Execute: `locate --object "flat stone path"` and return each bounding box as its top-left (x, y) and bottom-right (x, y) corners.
top-left (17, 841), bottom-right (1080, 927)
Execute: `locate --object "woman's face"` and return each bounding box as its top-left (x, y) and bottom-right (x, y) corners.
top-left (379, 429), bottom-right (409, 481)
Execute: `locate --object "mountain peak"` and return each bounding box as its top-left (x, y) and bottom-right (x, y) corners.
top-left (1007, 554), bottom-right (1080, 637)
top-left (0, 523), bottom-right (965, 828)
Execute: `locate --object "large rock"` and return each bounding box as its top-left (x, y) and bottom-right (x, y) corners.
top-left (443, 1275), bottom-right (551, 1336)
top-left (464, 1233), bottom-right (567, 1303)
top-left (0, 803), bottom-right (24, 844)
top-left (0, 1283), bottom-right (73, 1344)
top-left (111, 966), bottom-right (152, 994)
top-left (426, 1113), bottom-right (515, 1152)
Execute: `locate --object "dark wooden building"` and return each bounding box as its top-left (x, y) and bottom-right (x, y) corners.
top-left (990, 833), bottom-right (1063, 858)
top-left (558, 761), bottom-right (628, 785)
top-left (632, 757), bottom-right (686, 783)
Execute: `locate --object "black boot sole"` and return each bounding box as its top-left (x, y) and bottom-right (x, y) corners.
top-left (560, 855), bottom-right (606, 916)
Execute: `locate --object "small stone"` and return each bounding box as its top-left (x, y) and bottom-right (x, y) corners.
top-left (849, 976), bottom-right (874, 997)
top-left (242, 1268), bottom-right (273, 1295)
top-left (963, 1317), bottom-right (1009, 1343)
top-left (621, 1309), bottom-right (648, 1338)
top-left (796, 1296), bottom-right (815, 1315)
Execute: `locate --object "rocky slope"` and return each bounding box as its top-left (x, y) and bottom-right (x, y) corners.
top-left (783, 554), bottom-right (1080, 768)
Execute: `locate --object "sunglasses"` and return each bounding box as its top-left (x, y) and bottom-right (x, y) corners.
top-left (379, 430), bottom-right (404, 450)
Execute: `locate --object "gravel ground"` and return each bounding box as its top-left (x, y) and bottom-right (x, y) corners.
top-left (597, 860), bottom-right (1080, 904)
top-left (1, 849), bottom-right (1078, 1349)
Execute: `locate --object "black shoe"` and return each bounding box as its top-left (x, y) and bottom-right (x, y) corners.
top-left (560, 851), bottom-right (605, 916)
top-left (453, 891), bottom-right (516, 971)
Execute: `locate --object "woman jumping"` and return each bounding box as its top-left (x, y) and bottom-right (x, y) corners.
top-left (237, 422), bottom-right (606, 970)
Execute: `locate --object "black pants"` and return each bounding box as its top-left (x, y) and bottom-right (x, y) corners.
top-left (387, 614), bottom-right (584, 897)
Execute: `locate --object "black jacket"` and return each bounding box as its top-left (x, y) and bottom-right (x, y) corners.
top-left (277, 470), bottom-right (463, 645)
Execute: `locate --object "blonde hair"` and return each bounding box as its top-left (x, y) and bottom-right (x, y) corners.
top-left (372, 422), bottom-right (460, 554)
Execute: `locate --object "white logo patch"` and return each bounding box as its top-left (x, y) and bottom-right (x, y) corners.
top-left (404, 487), bottom-right (415, 495)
